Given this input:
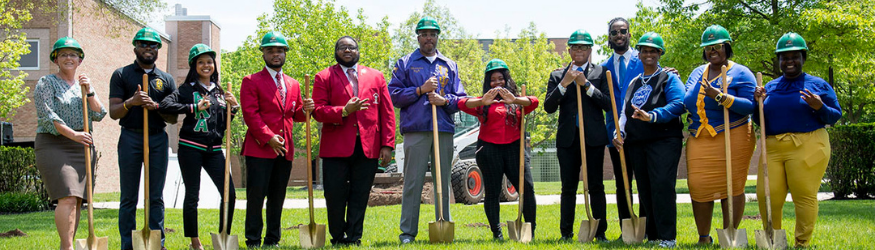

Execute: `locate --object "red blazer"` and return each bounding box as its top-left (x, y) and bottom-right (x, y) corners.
top-left (240, 68), bottom-right (307, 161)
top-left (312, 64), bottom-right (395, 158)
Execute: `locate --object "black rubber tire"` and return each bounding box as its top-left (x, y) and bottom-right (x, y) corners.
top-left (499, 174), bottom-right (519, 202)
top-left (451, 160), bottom-right (484, 205)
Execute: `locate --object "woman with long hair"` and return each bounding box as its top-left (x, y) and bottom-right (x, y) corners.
top-left (159, 44), bottom-right (238, 250)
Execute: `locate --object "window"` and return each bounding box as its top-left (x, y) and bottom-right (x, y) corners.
top-left (17, 40), bottom-right (39, 70)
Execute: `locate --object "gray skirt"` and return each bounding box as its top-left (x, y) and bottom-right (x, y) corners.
top-left (34, 133), bottom-right (94, 201)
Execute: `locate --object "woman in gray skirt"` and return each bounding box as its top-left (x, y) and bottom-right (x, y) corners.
top-left (33, 37), bottom-right (106, 250)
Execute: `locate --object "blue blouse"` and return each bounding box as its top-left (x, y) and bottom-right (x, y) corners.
top-left (754, 73), bottom-right (842, 135)
top-left (34, 74), bottom-right (107, 135)
top-left (683, 61), bottom-right (756, 137)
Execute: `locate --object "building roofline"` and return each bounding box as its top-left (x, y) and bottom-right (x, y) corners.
top-left (165, 15), bottom-right (222, 29)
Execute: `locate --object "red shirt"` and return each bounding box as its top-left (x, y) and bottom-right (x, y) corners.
top-left (458, 96), bottom-right (539, 144)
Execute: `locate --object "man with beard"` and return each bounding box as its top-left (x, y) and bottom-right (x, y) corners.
top-left (388, 17), bottom-right (467, 244)
top-left (108, 27), bottom-right (176, 250)
top-left (600, 18), bottom-right (643, 239)
top-left (311, 36), bottom-right (395, 246)
top-left (239, 31), bottom-right (314, 248)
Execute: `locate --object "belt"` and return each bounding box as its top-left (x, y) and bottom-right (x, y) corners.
top-left (123, 127), bottom-right (161, 135)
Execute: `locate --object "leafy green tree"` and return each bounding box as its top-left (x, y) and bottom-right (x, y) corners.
top-left (0, 0), bottom-right (34, 121)
top-left (221, 0), bottom-right (393, 159)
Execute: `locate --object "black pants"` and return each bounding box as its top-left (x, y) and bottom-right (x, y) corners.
top-left (244, 156), bottom-right (292, 246)
top-left (556, 129), bottom-right (607, 238)
top-left (625, 137), bottom-right (681, 241)
top-left (321, 137), bottom-right (379, 244)
top-left (177, 145), bottom-right (236, 237)
top-left (117, 128), bottom-right (167, 249)
top-left (609, 146), bottom-right (644, 230)
top-left (475, 140), bottom-right (537, 234)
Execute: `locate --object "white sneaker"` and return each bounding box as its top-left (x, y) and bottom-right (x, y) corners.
top-left (658, 239), bottom-right (677, 248)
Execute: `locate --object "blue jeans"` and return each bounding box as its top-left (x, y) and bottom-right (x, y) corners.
top-left (118, 128), bottom-right (168, 249)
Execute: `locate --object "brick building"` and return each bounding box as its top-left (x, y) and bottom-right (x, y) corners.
top-left (7, 0), bottom-right (225, 193)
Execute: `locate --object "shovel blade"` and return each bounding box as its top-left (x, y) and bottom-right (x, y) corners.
top-left (299, 223), bottom-right (326, 248)
top-left (577, 219), bottom-right (600, 243)
top-left (754, 229), bottom-right (787, 250)
top-left (428, 220), bottom-right (455, 243)
top-left (717, 228), bottom-right (748, 248)
top-left (507, 220), bottom-right (533, 243)
top-left (131, 229), bottom-right (162, 250)
top-left (74, 236), bottom-right (109, 250)
top-left (620, 217), bottom-right (647, 244)
top-left (211, 232), bottom-right (240, 250)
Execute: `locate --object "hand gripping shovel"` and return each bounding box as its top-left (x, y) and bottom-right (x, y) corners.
top-left (428, 90), bottom-right (454, 244)
top-left (75, 76), bottom-right (108, 250)
top-left (606, 71), bottom-right (646, 244)
top-left (507, 85), bottom-right (532, 243)
top-left (133, 74), bottom-right (162, 250)
top-left (299, 74), bottom-right (326, 248)
top-left (574, 72), bottom-right (599, 243)
top-left (211, 80), bottom-right (240, 250)
top-left (715, 65), bottom-right (748, 248)
top-left (753, 72), bottom-right (788, 250)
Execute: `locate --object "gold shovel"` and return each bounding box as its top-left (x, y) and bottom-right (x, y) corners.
top-left (507, 85), bottom-right (532, 243)
top-left (715, 65), bottom-right (748, 248)
top-left (211, 79), bottom-right (240, 250)
top-left (752, 72), bottom-right (788, 250)
top-left (574, 71), bottom-right (599, 243)
top-left (75, 75), bottom-right (108, 250)
top-left (298, 74), bottom-right (326, 248)
top-left (605, 71), bottom-right (647, 244)
top-left (428, 89), bottom-right (454, 243)
top-left (132, 74), bottom-right (162, 250)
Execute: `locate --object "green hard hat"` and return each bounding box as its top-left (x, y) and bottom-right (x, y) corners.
top-left (50, 37), bottom-right (84, 61)
top-left (415, 17), bottom-right (441, 34)
top-left (775, 32), bottom-right (808, 54)
top-left (636, 32), bottom-right (666, 55)
top-left (260, 31), bottom-right (289, 49)
top-left (700, 25), bottom-right (732, 47)
top-left (132, 27), bottom-right (162, 48)
top-left (188, 44), bottom-right (216, 65)
top-left (484, 59), bottom-right (509, 73)
top-left (567, 30), bottom-right (594, 45)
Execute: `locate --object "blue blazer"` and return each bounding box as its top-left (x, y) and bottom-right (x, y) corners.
top-left (600, 48), bottom-right (642, 144)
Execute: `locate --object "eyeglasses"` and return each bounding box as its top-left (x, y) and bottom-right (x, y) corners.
top-left (704, 43), bottom-right (724, 52)
top-left (610, 29), bottom-right (629, 36)
top-left (417, 33), bottom-right (439, 38)
top-left (136, 42), bottom-right (159, 49)
top-left (570, 45), bottom-right (592, 51)
top-left (57, 53), bottom-right (80, 59)
top-left (336, 46), bottom-right (358, 52)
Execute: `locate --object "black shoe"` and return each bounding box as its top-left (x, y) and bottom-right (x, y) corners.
top-left (493, 231), bottom-right (504, 241)
top-left (559, 235), bottom-right (573, 242)
top-left (595, 236), bottom-right (609, 242)
top-left (347, 239), bottom-right (362, 246)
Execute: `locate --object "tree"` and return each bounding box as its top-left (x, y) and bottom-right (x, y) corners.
top-left (613, 0), bottom-right (875, 124)
top-left (221, 0), bottom-right (394, 159)
top-left (0, 0), bottom-right (35, 121)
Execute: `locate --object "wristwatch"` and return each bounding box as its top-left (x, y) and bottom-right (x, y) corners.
top-left (342, 108), bottom-right (349, 117)
top-left (230, 105), bottom-right (240, 114)
top-left (86, 92), bottom-right (95, 97)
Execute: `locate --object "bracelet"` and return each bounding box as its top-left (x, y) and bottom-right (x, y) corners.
top-left (342, 107), bottom-right (349, 117)
top-left (86, 92), bottom-right (95, 97)
top-left (715, 93), bottom-right (724, 103)
top-left (123, 101), bottom-right (129, 110)
top-left (416, 87), bottom-right (421, 96)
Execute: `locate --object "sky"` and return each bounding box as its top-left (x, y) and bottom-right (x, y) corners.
top-left (150, 0), bottom-right (665, 62)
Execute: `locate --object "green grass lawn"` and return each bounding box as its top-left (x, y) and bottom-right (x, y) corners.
top-left (1, 199), bottom-right (871, 249)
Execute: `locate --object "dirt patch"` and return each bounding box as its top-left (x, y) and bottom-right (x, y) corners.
top-left (0, 229), bottom-right (27, 238)
top-left (165, 228), bottom-right (176, 233)
top-left (283, 224), bottom-right (303, 230)
top-left (465, 222), bottom-right (505, 228)
top-left (742, 215), bottom-right (761, 220)
top-left (367, 183), bottom-right (435, 207)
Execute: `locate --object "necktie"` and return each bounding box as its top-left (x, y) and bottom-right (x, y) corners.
top-left (576, 66), bottom-right (584, 127)
top-left (619, 55), bottom-right (626, 86)
top-left (347, 68), bottom-right (359, 97)
top-left (275, 72), bottom-right (285, 102)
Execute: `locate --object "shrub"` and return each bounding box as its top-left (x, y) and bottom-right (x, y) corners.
top-left (827, 123), bottom-right (875, 199)
top-left (0, 192), bottom-right (48, 213)
top-left (0, 146), bottom-right (50, 212)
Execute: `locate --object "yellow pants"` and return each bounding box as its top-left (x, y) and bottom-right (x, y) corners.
top-left (756, 128), bottom-right (830, 247)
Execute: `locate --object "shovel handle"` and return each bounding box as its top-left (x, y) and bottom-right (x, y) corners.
top-left (755, 72), bottom-right (775, 231)
top-left (720, 65), bottom-right (735, 228)
top-left (221, 80), bottom-right (232, 235)
top-left (304, 74), bottom-right (316, 225)
top-left (517, 85), bottom-right (526, 221)
top-left (142, 73), bottom-right (151, 228)
top-left (606, 71), bottom-right (637, 218)
top-left (81, 78), bottom-right (96, 237)
top-left (573, 74), bottom-right (594, 221)
top-left (431, 92), bottom-right (445, 221)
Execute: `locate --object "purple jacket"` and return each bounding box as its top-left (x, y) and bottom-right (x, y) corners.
top-left (389, 49), bottom-right (466, 134)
